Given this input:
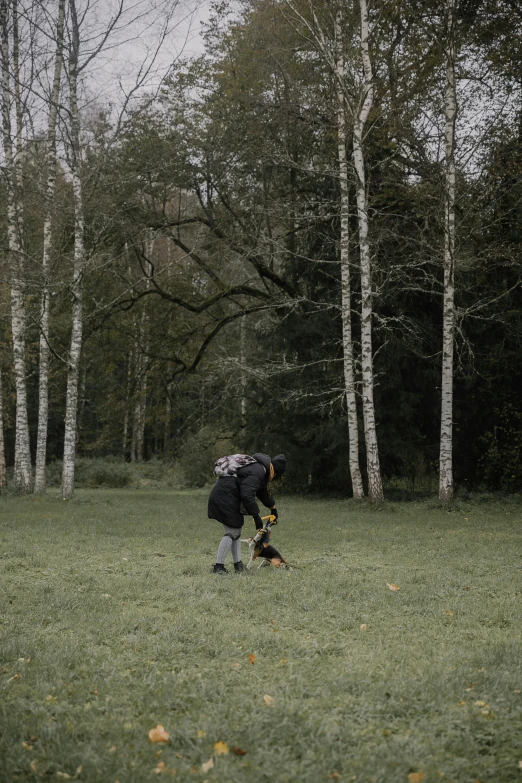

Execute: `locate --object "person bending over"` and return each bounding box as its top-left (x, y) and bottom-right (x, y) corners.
top-left (208, 452), bottom-right (287, 574)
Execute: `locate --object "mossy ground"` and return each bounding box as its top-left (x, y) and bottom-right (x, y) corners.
top-left (1, 490), bottom-right (521, 782)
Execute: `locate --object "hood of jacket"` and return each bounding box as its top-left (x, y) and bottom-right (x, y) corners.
top-left (252, 452), bottom-right (271, 476)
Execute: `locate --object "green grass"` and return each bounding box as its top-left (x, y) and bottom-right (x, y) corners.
top-left (1, 490), bottom-right (521, 783)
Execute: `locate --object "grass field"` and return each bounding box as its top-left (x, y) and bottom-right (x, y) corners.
top-left (1, 490), bottom-right (521, 783)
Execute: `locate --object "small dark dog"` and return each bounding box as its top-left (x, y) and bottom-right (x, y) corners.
top-left (241, 516), bottom-right (294, 569)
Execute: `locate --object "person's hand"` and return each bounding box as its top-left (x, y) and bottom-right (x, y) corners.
top-left (271, 507), bottom-right (278, 520)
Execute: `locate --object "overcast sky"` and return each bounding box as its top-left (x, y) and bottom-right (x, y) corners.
top-left (76, 0), bottom-right (212, 111)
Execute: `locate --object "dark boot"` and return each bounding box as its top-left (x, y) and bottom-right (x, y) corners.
top-left (213, 563), bottom-right (229, 575)
top-left (233, 561), bottom-right (246, 573)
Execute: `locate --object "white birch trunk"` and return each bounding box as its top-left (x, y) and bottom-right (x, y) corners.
top-left (34, 0), bottom-right (66, 493)
top-left (76, 364), bottom-right (87, 446)
top-left (352, 0), bottom-right (383, 501)
top-left (0, 369), bottom-right (6, 491)
top-left (439, 0), bottom-right (457, 503)
top-left (61, 0), bottom-right (85, 498)
top-left (1, 0), bottom-right (32, 493)
top-left (335, 11), bottom-right (364, 500)
top-left (11, 0), bottom-right (23, 243)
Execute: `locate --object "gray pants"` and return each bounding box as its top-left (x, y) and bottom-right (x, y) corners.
top-left (216, 524), bottom-right (242, 565)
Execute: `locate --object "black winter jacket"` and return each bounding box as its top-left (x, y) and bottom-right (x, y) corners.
top-left (207, 452), bottom-right (275, 529)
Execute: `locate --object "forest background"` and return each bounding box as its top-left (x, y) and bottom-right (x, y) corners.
top-left (1, 0), bottom-right (521, 501)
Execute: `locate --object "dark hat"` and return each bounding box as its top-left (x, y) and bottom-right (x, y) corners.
top-left (271, 454), bottom-right (287, 477)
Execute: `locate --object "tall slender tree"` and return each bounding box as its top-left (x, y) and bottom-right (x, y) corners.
top-left (335, 9), bottom-right (364, 499)
top-left (34, 0), bottom-right (66, 494)
top-left (61, 0), bottom-right (85, 498)
top-left (439, 0), bottom-right (457, 503)
top-left (1, 0), bottom-right (32, 492)
top-left (352, 0), bottom-right (383, 501)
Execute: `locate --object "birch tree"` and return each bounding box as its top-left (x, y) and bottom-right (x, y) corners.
top-left (60, 0), bottom-right (85, 498)
top-left (1, 0), bottom-right (32, 492)
top-left (34, 0), bottom-right (66, 494)
top-left (352, 0), bottom-right (383, 501)
top-left (60, 0), bottom-right (182, 496)
top-left (439, 0), bottom-right (457, 503)
top-left (335, 10), bottom-right (364, 499)
top-left (276, 0), bottom-right (384, 497)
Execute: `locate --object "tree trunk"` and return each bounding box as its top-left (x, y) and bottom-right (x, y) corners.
top-left (335, 10), bottom-right (364, 500)
top-left (1, 0), bottom-right (32, 493)
top-left (353, 0), bottom-right (383, 501)
top-left (240, 316), bottom-right (247, 433)
top-left (34, 0), bottom-right (66, 494)
top-left (131, 237), bottom-right (152, 462)
top-left (0, 369), bottom-right (6, 491)
top-left (439, 0), bottom-right (457, 504)
top-left (163, 384), bottom-right (171, 454)
top-left (11, 0), bottom-right (23, 241)
top-left (122, 349), bottom-right (133, 458)
top-left (61, 0), bottom-right (85, 498)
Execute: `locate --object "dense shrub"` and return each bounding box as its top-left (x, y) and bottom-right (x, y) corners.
top-left (46, 458), bottom-right (131, 488)
top-left (43, 457), bottom-right (188, 490)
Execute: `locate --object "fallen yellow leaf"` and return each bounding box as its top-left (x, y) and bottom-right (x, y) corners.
top-left (30, 760), bottom-right (38, 773)
top-left (360, 623), bottom-right (367, 631)
top-left (56, 773), bottom-right (71, 781)
top-left (444, 609), bottom-right (454, 616)
top-left (153, 761), bottom-right (167, 774)
top-left (149, 724), bottom-right (170, 743)
top-left (22, 742), bottom-right (33, 750)
top-left (386, 583), bottom-right (400, 591)
top-left (263, 694), bottom-right (275, 706)
top-left (459, 700), bottom-right (466, 706)
top-left (201, 758), bottom-right (214, 773)
top-left (231, 746), bottom-right (247, 756)
top-left (248, 654), bottom-right (256, 665)
top-left (278, 659), bottom-right (288, 665)
top-left (473, 700), bottom-right (486, 707)
top-left (213, 741), bottom-right (229, 755)
top-left (197, 730), bottom-right (206, 738)
top-left (408, 773), bottom-right (426, 783)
